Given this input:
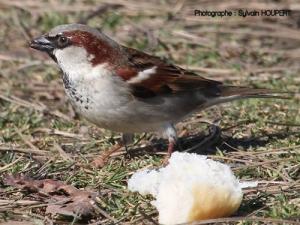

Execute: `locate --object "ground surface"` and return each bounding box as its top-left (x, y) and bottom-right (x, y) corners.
top-left (0, 0), bottom-right (299, 224)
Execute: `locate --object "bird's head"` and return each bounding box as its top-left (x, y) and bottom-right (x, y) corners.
top-left (30, 24), bottom-right (122, 69)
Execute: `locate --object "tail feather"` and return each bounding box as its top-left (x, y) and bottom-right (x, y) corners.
top-left (203, 85), bottom-right (292, 108)
top-left (219, 85), bottom-right (290, 98)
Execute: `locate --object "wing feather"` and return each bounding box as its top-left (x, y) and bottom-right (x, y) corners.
top-left (116, 46), bottom-right (222, 98)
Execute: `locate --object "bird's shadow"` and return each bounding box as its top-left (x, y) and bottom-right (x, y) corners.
top-left (128, 125), bottom-right (299, 156)
top-left (236, 193), bottom-right (269, 217)
top-left (183, 126), bottom-right (299, 155)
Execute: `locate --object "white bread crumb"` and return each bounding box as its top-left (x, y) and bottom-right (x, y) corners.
top-left (128, 152), bottom-right (244, 225)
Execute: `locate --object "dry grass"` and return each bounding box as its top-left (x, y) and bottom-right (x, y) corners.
top-left (0, 0), bottom-right (299, 224)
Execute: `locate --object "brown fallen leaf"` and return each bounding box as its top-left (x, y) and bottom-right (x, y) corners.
top-left (3, 175), bottom-right (97, 217)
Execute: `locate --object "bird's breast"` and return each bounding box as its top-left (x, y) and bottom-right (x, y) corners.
top-left (61, 67), bottom-right (137, 131)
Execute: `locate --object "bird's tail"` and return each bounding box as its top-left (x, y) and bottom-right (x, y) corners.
top-left (203, 85), bottom-right (292, 108)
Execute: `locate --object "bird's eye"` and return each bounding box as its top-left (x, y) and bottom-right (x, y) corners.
top-left (57, 35), bottom-right (69, 48)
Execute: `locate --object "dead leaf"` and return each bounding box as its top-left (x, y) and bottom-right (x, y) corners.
top-left (3, 175), bottom-right (97, 217)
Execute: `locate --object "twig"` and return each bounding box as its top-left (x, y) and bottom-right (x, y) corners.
top-left (15, 128), bottom-right (40, 152)
top-left (234, 158), bottom-right (295, 170)
top-left (34, 128), bottom-right (85, 139)
top-left (0, 93), bottom-right (72, 121)
top-left (0, 146), bottom-right (47, 155)
top-left (91, 202), bottom-right (118, 224)
top-left (12, 9), bottom-right (32, 41)
top-left (53, 142), bottom-right (74, 162)
top-left (139, 209), bottom-right (159, 225)
top-left (0, 156), bottom-right (23, 172)
top-left (0, 199), bottom-right (41, 207)
top-left (265, 121), bottom-right (300, 127)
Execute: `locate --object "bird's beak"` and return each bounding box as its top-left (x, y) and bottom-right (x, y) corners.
top-left (30, 36), bottom-right (54, 53)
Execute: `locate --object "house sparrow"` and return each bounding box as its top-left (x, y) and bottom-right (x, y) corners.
top-left (30, 24), bottom-right (284, 165)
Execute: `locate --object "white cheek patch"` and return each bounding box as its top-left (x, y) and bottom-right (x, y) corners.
top-left (54, 46), bottom-right (92, 78)
top-left (54, 47), bottom-right (109, 82)
top-left (127, 66), bottom-right (157, 84)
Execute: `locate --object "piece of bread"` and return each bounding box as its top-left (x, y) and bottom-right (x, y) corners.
top-left (128, 152), bottom-right (243, 225)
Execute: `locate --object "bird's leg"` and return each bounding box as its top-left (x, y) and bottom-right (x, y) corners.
top-left (91, 133), bottom-right (133, 168)
top-left (167, 137), bottom-right (176, 156)
top-left (162, 124), bottom-right (177, 165)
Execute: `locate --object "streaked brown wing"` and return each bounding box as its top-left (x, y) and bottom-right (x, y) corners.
top-left (116, 46), bottom-right (222, 98)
